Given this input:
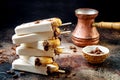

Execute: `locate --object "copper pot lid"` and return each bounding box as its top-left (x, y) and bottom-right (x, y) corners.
top-left (75, 8), bottom-right (98, 15)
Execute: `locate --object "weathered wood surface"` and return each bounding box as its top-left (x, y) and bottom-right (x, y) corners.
top-left (0, 27), bottom-right (120, 80)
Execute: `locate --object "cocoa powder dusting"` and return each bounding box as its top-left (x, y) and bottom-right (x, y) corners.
top-left (0, 49), bottom-right (6, 54)
top-left (0, 44), bottom-right (19, 64)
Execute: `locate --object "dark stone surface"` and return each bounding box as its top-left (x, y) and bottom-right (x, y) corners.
top-left (0, 63), bottom-right (11, 80)
top-left (0, 26), bottom-right (120, 80)
top-left (0, 1), bottom-right (120, 79)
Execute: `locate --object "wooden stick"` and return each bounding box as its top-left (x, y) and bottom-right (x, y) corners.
top-left (61, 22), bottom-right (72, 26)
top-left (92, 22), bottom-right (120, 30)
top-left (57, 70), bottom-right (65, 73)
top-left (61, 31), bottom-right (71, 34)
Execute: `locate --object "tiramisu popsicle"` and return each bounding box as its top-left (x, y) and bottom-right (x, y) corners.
top-left (12, 31), bottom-right (53, 44)
top-left (12, 59), bottom-right (48, 75)
top-left (15, 18), bottom-right (62, 35)
top-left (16, 44), bottom-right (55, 57)
top-left (12, 59), bottom-right (64, 75)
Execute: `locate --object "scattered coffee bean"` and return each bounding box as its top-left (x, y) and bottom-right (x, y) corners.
top-left (69, 46), bottom-right (77, 52)
top-left (69, 46), bottom-right (76, 49)
top-left (69, 46), bottom-right (73, 49)
top-left (73, 49), bottom-right (77, 52)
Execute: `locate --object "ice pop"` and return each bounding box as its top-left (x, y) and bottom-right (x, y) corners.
top-left (15, 18), bottom-right (62, 35)
top-left (12, 31), bottom-right (53, 44)
top-left (16, 44), bottom-right (55, 57)
top-left (12, 59), bottom-right (64, 75)
top-left (12, 59), bottom-right (48, 75)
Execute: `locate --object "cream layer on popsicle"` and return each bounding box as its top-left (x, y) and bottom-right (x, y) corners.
top-left (21, 42), bottom-right (38, 48)
top-left (15, 20), bottom-right (52, 35)
top-left (12, 31), bottom-right (53, 44)
top-left (19, 55), bottom-right (30, 62)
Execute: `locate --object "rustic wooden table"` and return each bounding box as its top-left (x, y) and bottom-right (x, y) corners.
top-left (0, 26), bottom-right (120, 80)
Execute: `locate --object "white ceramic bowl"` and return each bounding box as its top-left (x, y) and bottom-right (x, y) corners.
top-left (82, 45), bottom-right (110, 64)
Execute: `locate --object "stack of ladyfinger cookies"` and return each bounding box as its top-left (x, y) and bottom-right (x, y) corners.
top-left (12, 18), bottom-right (70, 75)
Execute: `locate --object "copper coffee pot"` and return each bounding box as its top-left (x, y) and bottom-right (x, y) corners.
top-left (72, 8), bottom-right (99, 47)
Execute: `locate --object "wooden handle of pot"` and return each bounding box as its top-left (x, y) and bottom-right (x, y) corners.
top-left (92, 22), bottom-right (120, 30)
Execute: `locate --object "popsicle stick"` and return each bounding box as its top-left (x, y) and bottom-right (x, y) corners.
top-left (61, 31), bottom-right (71, 34)
top-left (61, 22), bottom-right (72, 26)
top-left (57, 70), bottom-right (65, 73)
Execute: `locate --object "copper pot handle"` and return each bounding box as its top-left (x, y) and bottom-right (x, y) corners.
top-left (92, 22), bottom-right (120, 30)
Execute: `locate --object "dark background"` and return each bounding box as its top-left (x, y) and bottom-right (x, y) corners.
top-left (1, 0), bottom-right (120, 29)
